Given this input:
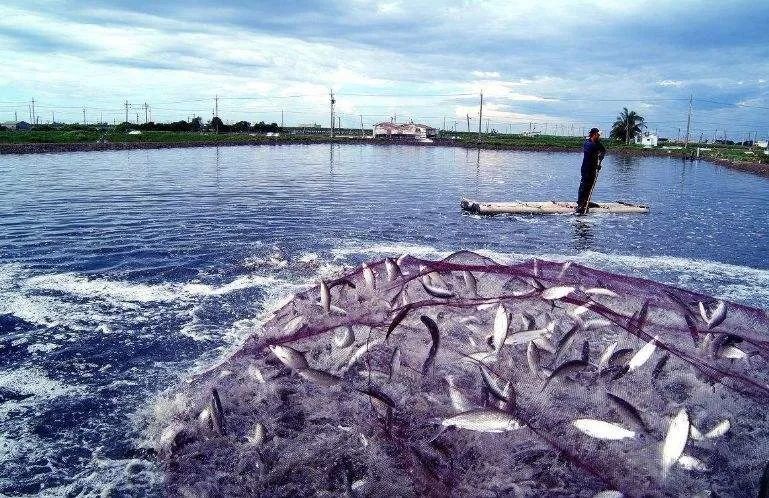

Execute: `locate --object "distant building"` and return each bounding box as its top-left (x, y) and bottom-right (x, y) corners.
top-left (2, 121), bottom-right (31, 130)
top-left (373, 122), bottom-right (437, 140)
top-left (634, 131), bottom-right (658, 147)
top-left (756, 140), bottom-right (768, 148)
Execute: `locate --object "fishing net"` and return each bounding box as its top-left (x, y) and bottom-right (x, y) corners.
top-left (155, 251), bottom-right (769, 497)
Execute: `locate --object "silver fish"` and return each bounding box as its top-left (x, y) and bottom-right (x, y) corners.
top-left (385, 258), bottom-right (402, 282)
top-left (246, 422), bottom-right (266, 445)
top-left (598, 341), bottom-right (619, 372)
top-left (677, 454), bottom-right (709, 472)
top-left (421, 279), bottom-right (454, 299)
top-left (396, 253), bottom-right (410, 266)
top-left (334, 326), bottom-right (355, 348)
top-left (592, 491), bottom-right (623, 498)
top-left (320, 280), bottom-right (331, 313)
top-left (557, 261), bottom-right (573, 279)
top-left (704, 419), bottom-right (731, 439)
top-left (699, 300), bottom-right (727, 329)
top-left (445, 375), bottom-right (475, 412)
top-left (269, 345), bottom-right (309, 370)
top-left (584, 287), bottom-right (619, 298)
top-left (362, 262), bottom-right (376, 290)
top-left (541, 285), bottom-right (575, 301)
top-left (662, 408), bottom-right (690, 479)
top-left (463, 270), bottom-right (478, 297)
top-left (389, 347), bottom-right (401, 381)
top-left (298, 368), bottom-right (343, 387)
top-left (627, 336), bottom-right (658, 372)
top-left (521, 311), bottom-right (536, 330)
top-left (607, 392), bottom-right (648, 432)
top-left (572, 419), bottom-right (635, 440)
top-left (492, 304), bottom-right (509, 351)
top-left (283, 315), bottom-right (304, 335)
top-left (442, 409), bottom-right (523, 433)
top-left (583, 318), bottom-right (613, 331)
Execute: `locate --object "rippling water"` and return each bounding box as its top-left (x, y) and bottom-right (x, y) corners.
top-left (1, 144), bottom-right (768, 495)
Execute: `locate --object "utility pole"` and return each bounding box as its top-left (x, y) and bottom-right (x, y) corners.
top-left (144, 102), bottom-right (148, 123)
top-left (124, 101), bottom-right (129, 124)
top-left (281, 109), bottom-right (284, 128)
top-left (466, 114), bottom-right (470, 133)
top-left (214, 95), bottom-right (219, 133)
top-left (31, 98), bottom-right (35, 124)
top-left (545, 123), bottom-right (549, 135)
top-left (360, 115), bottom-right (364, 137)
top-left (329, 89), bottom-right (335, 138)
top-left (443, 116), bottom-right (446, 131)
top-left (14, 111), bottom-right (17, 122)
top-left (338, 116), bottom-right (341, 130)
top-left (51, 111), bottom-right (54, 123)
top-left (477, 91), bottom-right (483, 143)
top-left (83, 107), bottom-right (86, 125)
top-left (136, 112), bottom-right (139, 124)
top-left (684, 94), bottom-right (692, 148)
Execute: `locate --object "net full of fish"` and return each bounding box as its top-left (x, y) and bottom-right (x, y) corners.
top-left (155, 251), bottom-right (769, 497)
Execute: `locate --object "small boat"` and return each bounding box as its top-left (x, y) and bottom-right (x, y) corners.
top-left (460, 198), bottom-right (649, 215)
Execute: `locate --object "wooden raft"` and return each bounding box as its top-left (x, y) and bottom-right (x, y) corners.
top-left (460, 198), bottom-right (649, 215)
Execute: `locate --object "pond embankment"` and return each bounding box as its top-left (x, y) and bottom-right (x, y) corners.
top-left (2, 137), bottom-right (767, 178)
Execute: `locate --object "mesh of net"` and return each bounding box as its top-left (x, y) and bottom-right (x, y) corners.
top-left (157, 251), bottom-right (769, 497)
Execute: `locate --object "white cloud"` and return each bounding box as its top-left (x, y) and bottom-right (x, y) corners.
top-left (657, 80), bottom-right (683, 87)
top-left (472, 71), bottom-right (500, 79)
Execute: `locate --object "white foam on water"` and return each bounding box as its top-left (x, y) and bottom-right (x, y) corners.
top-left (0, 367), bottom-right (80, 418)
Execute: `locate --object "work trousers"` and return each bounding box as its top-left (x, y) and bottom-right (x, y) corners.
top-left (577, 164), bottom-right (598, 208)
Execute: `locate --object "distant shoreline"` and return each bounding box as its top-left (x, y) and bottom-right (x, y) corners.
top-left (2, 137), bottom-right (767, 178)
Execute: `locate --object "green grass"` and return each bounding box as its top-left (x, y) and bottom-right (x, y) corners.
top-left (2, 129), bottom-right (767, 165)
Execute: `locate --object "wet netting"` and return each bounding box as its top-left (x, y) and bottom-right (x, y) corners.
top-left (155, 251), bottom-right (769, 497)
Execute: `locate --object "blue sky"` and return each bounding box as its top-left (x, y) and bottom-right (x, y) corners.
top-left (1, 0), bottom-right (767, 139)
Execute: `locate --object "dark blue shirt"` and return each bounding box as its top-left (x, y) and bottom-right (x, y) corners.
top-left (581, 139), bottom-right (606, 172)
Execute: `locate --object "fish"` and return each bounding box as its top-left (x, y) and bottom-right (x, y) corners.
top-left (572, 419), bottom-right (635, 440)
top-left (521, 312), bottom-right (536, 330)
top-left (541, 359), bottom-right (590, 390)
top-left (627, 336), bottom-right (659, 372)
top-left (533, 336), bottom-right (556, 354)
top-left (571, 303), bottom-right (593, 317)
top-left (246, 422), bottom-right (265, 445)
top-left (269, 345), bottom-right (309, 370)
top-left (541, 286), bottom-right (575, 301)
top-left (479, 364), bottom-right (509, 401)
top-left (592, 492), bottom-right (623, 498)
top-left (445, 375), bottom-right (475, 412)
top-left (651, 353), bottom-right (670, 379)
top-left (504, 327), bottom-right (552, 347)
top-left (720, 344), bottom-right (747, 359)
top-left (477, 302), bottom-right (497, 311)
top-left (320, 280), bottom-right (331, 313)
top-left (552, 324), bottom-right (580, 365)
top-left (492, 304), bottom-right (509, 351)
top-left (358, 386), bottom-right (396, 416)
top-left (684, 314), bottom-right (699, 345)
top-left (689, 424), bottom-right (705, 441)
top-left (703, 419), bottom-right (731, 439)
top-left (421, 279), bottom-right (455, 299)
top-left (527, 341), bottom-right (541, 377)
top-left (298, 368), bottom-right (343, 387)
top-left (385, 258), bottom-right (402, 281)
top-left (362, 262), bottom-right (376, 290)
top-left (334, 326), bottom-right (355, 348)
top-left (210, 388), bottom-right (226, 436)
top-left (343, 338), bottom-right (384, 372)
top-left (607, 392), bottom-right (648, 432)
top-left (607, 348), bottom-right (634, 367)
top-left (677, 454), bottom-right (709, 472)
top-left (497, 382), bottom-right (515, 412)
top-left (583, 318), bottom-right (613, 331)
top-left (282, 315), bottom-right (304, 335)
top-left (583, 287), bottom-right (619, 298)
top-left (699, 300), bottom-right (727, 329)
top-left (420, 315), bottom-right (440, 375)
top-left (396, 253), bottom-right (410, 267)
top-left (598, 341), bottom-right (619, 372)
top-left (386, 304), bottom-right (413, 341)
top-left (442, 409), bottom-right (524, 433)
top-left (581, 340), bottom-right (590, 362)
top-left (462, 351), bottom-right (499, 363)
top-left (661, 408), bottom-right (690, 479)
top-left (463, 270), bottom-right (478, 296)
top-left (389, 347), bottom-right (401, 381)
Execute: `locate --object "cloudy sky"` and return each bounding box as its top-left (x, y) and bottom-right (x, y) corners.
top-left (1, 0), bottom-right (767, 138)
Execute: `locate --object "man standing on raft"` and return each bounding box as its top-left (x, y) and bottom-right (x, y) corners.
top-left (575, 127), bottom-right (606, 215)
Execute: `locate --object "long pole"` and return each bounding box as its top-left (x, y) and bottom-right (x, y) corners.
top-left (83, 107), bottom-right (86, 125)
top-left (477, 91), bottom-right (483, 143)
top-left (684, 94), bottom-right (692, 148)
top-left (466, 114), bottom-right (470, 133)
top-left (144, 102), bottom-right (148, 123)
top-left (124, 101), bottom-right (129, 124)
top-left (330, 89), bottom-right (335, 139)
top-left (360, 115), bottom-right (364, 137)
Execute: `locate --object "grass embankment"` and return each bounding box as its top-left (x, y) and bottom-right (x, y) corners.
top-left (2, 129), bottom-right (767, 170)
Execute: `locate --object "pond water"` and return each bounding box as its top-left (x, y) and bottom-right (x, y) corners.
top-left (1, 144), bottom-right (767, 495)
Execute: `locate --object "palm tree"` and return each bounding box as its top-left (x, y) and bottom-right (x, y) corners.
top-left (610, 108), bottom-right (646, 144)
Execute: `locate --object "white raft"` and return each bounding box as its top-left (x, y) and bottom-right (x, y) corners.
top-left (460, 198), bottom-right (649, 215)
